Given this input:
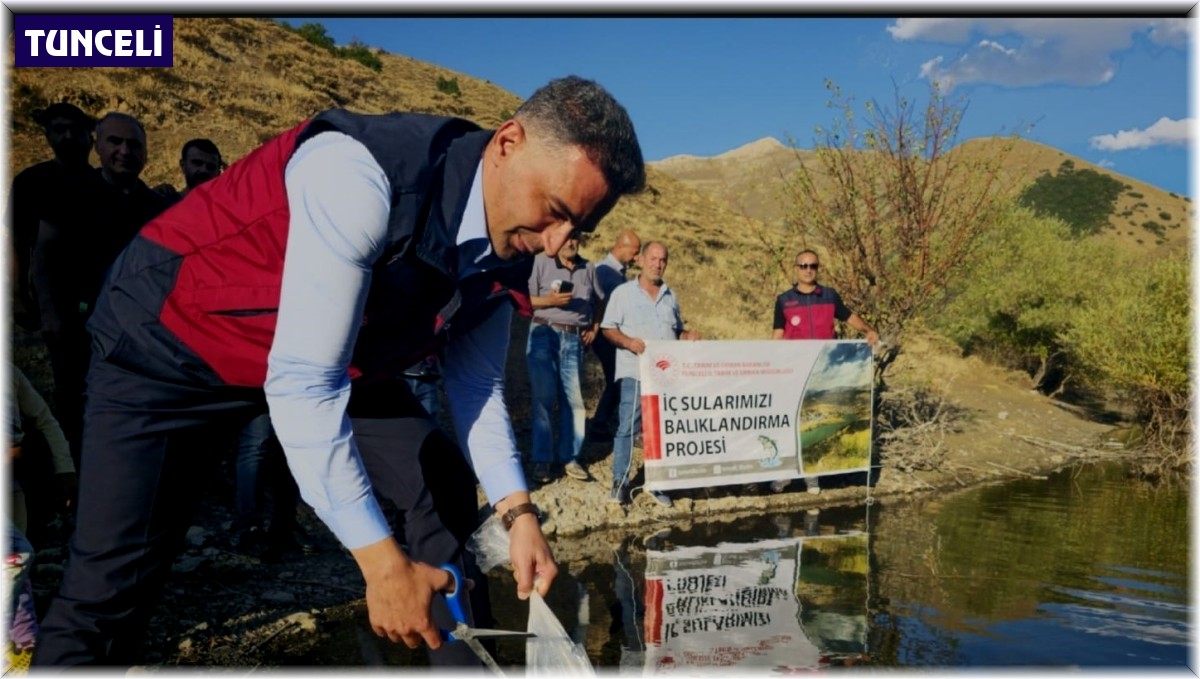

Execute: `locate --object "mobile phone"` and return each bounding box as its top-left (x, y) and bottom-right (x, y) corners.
top-left (555, 280), bottom-right (575, 294)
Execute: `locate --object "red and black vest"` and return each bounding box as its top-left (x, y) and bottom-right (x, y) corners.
top-left (87, 110), bottom-right (531, 389)
top-left (773, 286), bottom-right (851, 340)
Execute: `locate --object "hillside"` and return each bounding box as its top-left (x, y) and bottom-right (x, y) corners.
top-left (652, 135), bottom-right (1192, 258)
top-left (8, 17), bottom-right (785, 342)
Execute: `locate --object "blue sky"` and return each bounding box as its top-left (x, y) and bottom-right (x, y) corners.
top-left (279, 17), bottom-right (1193, 196)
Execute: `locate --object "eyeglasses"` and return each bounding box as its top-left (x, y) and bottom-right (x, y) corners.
top-left (795, 263), bottom-right (819, 271)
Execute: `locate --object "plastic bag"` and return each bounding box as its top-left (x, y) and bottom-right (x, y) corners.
top-left (465, 515), bottom-right (595, 674)
top-left (525, 591), bottom-right (594, 675)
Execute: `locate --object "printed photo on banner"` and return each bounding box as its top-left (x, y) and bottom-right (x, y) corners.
top-left (638, 340), bottom-right (873, 492)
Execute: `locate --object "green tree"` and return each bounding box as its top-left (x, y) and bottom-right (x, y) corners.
top-left (290, 22), bottom-right (336, 52)
top-left (1017, 160), bottom-right (1125, 237)
top-left (780, 80), bottom-right (1018, 383)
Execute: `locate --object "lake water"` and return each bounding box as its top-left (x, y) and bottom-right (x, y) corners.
top-left (303, 461), bottom-right (1191, 670)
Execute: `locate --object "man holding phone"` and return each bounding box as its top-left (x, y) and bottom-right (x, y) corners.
top-left (526, 230), bottom-right (602, 484)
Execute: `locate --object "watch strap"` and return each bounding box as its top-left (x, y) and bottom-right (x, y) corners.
top-left (500, 502), bottom-right (540, 531)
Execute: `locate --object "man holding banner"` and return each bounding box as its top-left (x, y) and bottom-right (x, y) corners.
top-left (772, 248), bottom-right (878, 494)
top-left (600, 241), bottom-right (699, 507)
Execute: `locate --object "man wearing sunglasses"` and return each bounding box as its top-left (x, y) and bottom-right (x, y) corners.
top-left (771, 248), bottom-right (878, 494)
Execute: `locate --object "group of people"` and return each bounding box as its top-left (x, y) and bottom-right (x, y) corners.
top-left (523, 226), bottom-right (697, 507)
top-left (5, 74), bottom-right (879, 670)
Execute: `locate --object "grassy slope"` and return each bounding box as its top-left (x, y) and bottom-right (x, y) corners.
top-left (652, 135), bottom-right (1192, 260)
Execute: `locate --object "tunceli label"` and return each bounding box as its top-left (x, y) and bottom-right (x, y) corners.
top-left (15, 15), bottom-right (173, 67)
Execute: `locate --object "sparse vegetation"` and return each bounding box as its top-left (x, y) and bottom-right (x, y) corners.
top-left (1018, 160), bottom-right (1125, 237)
top-left (280, 21), bottom-right (382, 72)
top-left (1142, 220), bottom-right (1166, 237)
top-left (1158, 210), bottom-right (1171, 221)
top-left (1127, 191), bottom-right (1144, 199)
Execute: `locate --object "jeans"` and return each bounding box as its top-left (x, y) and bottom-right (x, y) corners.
top-left (591, 336), bottom-right (619, 430)
top-left (611, 378), bottom-right (641, 497)
top-left (526, 324), bottom-right (586, 466)
top-left (234, 412), bottom-right (298, 536)
top-left (404, 377), bottom-right (441, 421)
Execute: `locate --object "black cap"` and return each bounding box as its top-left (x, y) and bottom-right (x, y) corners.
top-left (32, 103), bottom-right (95, 128)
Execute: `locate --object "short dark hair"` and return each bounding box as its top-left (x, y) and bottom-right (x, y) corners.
top-left (515, 75), bottom-right (645, 199)
top-left (795, 249), bottom-right (820, 262)
top-left (96, 112), bottom-right (146, 137)
top-left (181, 138), bottom-right (221, 161)
top-left (32, 102), bottom-right (95, 129)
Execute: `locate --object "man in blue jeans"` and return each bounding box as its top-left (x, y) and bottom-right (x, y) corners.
top-left (526, 230), bottom-right (602, 483)
top-left (600, 242), bottom-right (699, 506)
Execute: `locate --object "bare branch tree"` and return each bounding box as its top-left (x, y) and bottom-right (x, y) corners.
top-left (783, 80), bottom-right (1020, 384)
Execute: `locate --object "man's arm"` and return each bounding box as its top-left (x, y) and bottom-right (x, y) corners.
top-left (265, 131), bottom-right (452, 651)
top-left (31, 219), bottom-right (63, 338)
top-left (527, 259), bottom-right (572, 309)
top-left (845, 313), bottom-right (880, 347)
top-left (443, 301), bottom-right (557, 601)
top-left (771, 295), bottom-right (786, 339)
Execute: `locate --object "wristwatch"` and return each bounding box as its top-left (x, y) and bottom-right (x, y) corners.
top-left (499, 502), bottom-right (541, 531)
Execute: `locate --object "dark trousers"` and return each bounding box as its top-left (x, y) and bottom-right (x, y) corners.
top-left (591, 335), bottom-right (619, 431)
top-left (34, 359), bottom-right (491, 667)
top-left (43, 321), bottom-right (90, 468)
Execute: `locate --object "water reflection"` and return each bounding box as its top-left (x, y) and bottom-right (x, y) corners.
top-left (289, 462), bottom-right (1189, 669)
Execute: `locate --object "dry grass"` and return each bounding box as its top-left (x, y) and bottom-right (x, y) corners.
top-left (653, 135), bottom-right (1191, 262)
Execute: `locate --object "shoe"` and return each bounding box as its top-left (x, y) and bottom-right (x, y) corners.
top-left (268, 525), bottom-right (318, 556)
top-left (563, 460), bottom-right (590, 481)
top-left (650, 491), bottom-right (673, 508)
top-left (806, 478), bottom-right (821, 495)
top-left (231, 524), bottom-right (267, 555)
top-left (610, 486), bottom-right (630, 506)
top-left (770, 479), bottom-right (790, 493)
top-left (531, 463), bottom-right (553, 483)
top-left (745, 483), bottom-right (761, 494)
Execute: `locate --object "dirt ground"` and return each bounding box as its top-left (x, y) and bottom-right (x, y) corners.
top-left (12, 325), bottom-right (1130, 667)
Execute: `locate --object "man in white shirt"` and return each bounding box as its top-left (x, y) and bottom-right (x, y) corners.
top-left (37, 76), bottom-right (645, 667)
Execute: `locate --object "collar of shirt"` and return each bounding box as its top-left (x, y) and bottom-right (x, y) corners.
top-left (456, 159), bottom-right (505, 279)
top-left (601, 252), bottom-right (625, 277)
top-left (553, 253), bottom-right (586, 271)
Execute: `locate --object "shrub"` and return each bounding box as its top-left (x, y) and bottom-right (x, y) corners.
top-left (287, 22), bottom-right (336, 52)
top-left (1018, 160), bottom-right (1125, 237)
top-left (1127, 191), bottom-right (1144, 199)
top-left (1065, 252), bottom-right (1189, 458)
top-left (336, 41), bottom-right (382, 72)
top-left (1158, 210), bottom-right (1171, 221)
top-left (437, 76), bottom-right (461, 97)
top-left (1142, 220), bottom-right (1166, 237)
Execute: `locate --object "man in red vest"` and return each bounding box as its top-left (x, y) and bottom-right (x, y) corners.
top-left (36, 76), bottom-right (645, 667)
top-left (772, 248), bottom-right (878, 494)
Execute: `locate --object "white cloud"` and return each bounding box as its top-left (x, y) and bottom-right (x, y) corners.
top-left (1097, 159), bottom-right (1116, 169)
top-left (887, 18), bottom-right (1188, 88)
top-left (1089, 117), bottom-right (1193, 151)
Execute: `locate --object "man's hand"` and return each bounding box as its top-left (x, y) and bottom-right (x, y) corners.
top-left (55, 472), bottom-right (78, 510)
top-left (507, 512), bottom-right (557, 600)
top-left (352, 537), bottom-right (455, 649)
top-left (581, 325), bottom-right (598, 347)
top-left (626, 337), bottom-right (647, 355)
top-left (546, 291), bottom-right (573, 308)
top-left (864, 330), bottom-right (880, 348)
top-left (680, 330), bottom-right (701, 341)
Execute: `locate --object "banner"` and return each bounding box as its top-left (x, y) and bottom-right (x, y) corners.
top-left (639, 340), bottom-right (873, 491)
top-left (642, 532), bottom-right (870, 671)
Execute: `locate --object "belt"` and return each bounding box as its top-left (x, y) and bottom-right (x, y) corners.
top-left (532, 317), bottom-right (587, 335)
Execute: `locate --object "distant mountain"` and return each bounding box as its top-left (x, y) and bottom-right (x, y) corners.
top-left (652, 135), bottom-right (1191, 257)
